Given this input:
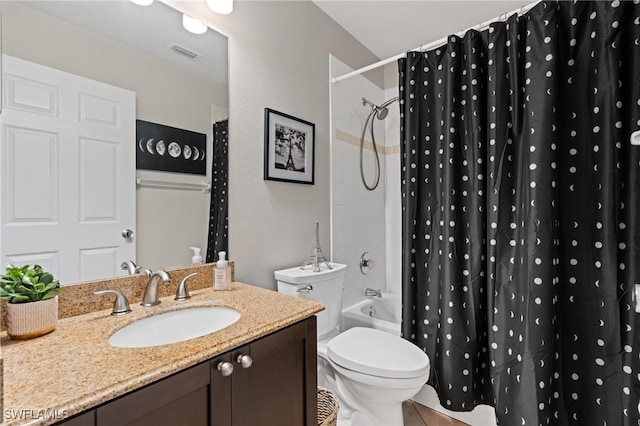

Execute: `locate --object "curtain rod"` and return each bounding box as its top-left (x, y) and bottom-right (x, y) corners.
top-left (332, 0), bottom-right (540, 84)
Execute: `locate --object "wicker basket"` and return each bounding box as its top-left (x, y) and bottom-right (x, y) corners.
top-left (317, 387), bottom-right (339, 426)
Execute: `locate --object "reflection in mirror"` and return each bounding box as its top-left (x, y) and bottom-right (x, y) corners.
top-left (0, 1), bottom-right (229, 285)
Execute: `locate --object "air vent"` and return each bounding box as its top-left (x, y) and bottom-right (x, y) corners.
top-left (169, 43), bottom-right (201, 60)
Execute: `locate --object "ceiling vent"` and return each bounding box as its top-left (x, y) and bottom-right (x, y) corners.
top-left (169, 43), bottom-right (201, 60)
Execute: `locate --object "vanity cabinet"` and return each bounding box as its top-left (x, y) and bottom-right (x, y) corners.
top-left (212, 316), bottom-right (318, 426)
top-left (57, 317), bottom-right (317, 426)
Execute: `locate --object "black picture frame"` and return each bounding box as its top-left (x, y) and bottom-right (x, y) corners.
top-left (136, 120), bottom-right (207, 175)
top-left (263, 108), bottom-right (315, 185)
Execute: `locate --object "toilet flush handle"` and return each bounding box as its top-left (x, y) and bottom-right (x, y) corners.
top-left (297, 285), bottom-right (313, 293)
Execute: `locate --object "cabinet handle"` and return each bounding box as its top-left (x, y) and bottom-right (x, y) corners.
top-left (217, 361), bottom-right (234, 376)
top-left (236, 354), bottom-right (253, 369)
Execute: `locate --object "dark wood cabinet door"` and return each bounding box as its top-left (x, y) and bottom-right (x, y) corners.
top-left (57, 411), bottom-right (95, 426)
top-left (96, 362), bottom-right (210, 426)
top-left (210, 352), bottom-right (233, 426)
top-left (230, 317), bottom-right (317, 426)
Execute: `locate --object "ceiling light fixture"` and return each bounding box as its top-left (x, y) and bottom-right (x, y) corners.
top-left (182, 14), bottom-right (208, 35)
top-left (130, 0), bottom-right (154, 6)
top-left (207, 0), bottom-right (233, 15)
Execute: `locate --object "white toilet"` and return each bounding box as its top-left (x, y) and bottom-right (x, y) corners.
top-left (275, 263), bottom-right (430, 426)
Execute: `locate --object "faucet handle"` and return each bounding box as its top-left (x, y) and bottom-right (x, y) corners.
top-left (94, 289), bottom-right (132, 316)
top-left (175, 272), bottom-right (197, 301)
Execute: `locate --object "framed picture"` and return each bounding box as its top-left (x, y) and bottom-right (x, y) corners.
top-left (264, 108), bottom-right (315, 185)
top-left (136, 120), bottom-right (207, 175)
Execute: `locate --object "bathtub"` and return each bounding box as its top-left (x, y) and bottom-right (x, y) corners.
top-left (341, 291), bottom-right (497, 426)
top-left (341, 291), bottom-right (401, 336)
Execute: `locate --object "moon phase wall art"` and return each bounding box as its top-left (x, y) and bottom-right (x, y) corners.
top-left (136, 120), bottom-right (207, 175)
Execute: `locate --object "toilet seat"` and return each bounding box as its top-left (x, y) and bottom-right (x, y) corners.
top-left (327, 327), bottom-right (430, 379)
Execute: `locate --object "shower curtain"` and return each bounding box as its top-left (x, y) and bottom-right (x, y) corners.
top-left (206, 118), bottom-right (229, 263)
top-left (399, 2), bottom-right (639, 425)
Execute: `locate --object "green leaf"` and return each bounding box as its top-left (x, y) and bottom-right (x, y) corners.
top-left (40, 273), bottom-right (53, 285)
top-left (41, 291), bottom-right (58, 300)
top-left (9, 294), bottom-right (31, 303)
top-left (16, 284), bottom-right (33, 293)
top-left (42, 282), bottom-right (57, 293)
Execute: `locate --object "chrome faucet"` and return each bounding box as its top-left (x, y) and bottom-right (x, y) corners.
top-left (141, 270), bottom-right (171, 307)
top-left (364, 288), bottom-right (382, 298)
top-left (121, 260), bottom-right (141, 275)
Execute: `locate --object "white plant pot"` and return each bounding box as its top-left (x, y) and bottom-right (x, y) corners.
top-left (6, 296), bottom-right (58, 340)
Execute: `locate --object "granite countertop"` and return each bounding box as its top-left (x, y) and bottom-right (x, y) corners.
top-left (1, 283), bottom-right (324, 425)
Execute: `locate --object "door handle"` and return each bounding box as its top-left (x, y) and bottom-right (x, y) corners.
top-left (121, 229), bottom-right (134, 240)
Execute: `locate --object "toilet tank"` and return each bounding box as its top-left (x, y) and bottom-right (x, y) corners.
top-left (275, 263), bottom-right (346, 338)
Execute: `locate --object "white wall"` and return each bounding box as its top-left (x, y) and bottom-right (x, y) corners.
top-left (330, 56), bottom-right (388, 307)
top-left (167, 1), bottom-right (382, 288)
top-left (1, 2), bottom-right (228, 272)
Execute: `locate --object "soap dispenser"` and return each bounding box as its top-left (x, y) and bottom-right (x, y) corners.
top-left (214, 251), bottom-right (231, 291)
top-left (190, 247), bottom-right (203, 265)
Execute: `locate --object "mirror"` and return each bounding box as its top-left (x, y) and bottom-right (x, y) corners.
top-left (0, 1), bottom-right (229, 283)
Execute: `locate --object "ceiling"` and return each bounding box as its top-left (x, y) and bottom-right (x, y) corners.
top-left (313, 0), bottom-right (528, 60)
top-left (23, 1), bottom-right (228, 86)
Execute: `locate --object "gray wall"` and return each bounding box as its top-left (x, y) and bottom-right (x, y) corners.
top-left (168, 1), bottom-right (382, 288)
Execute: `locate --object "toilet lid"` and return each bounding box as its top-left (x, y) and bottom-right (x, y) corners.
top-left (327, 327), bottom-right (430, 379)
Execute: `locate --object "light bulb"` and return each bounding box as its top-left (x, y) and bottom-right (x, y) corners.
top-left (130, 0), bottom-right (153, 6)
top-left (207, 0), bottom-right (233, 15)
top-left (182, 14), bottom-right (208, 35)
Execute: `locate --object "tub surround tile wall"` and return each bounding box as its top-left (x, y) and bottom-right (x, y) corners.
top-left (331, 56), bottom-right (388, 308)
top-left (0, 262), bottom-right (234, 330)
top-left (335, 129), bottom-right (401, 155)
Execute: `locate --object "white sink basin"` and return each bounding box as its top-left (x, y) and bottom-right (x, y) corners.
top-left (109, 306), bottom-right (241, 348)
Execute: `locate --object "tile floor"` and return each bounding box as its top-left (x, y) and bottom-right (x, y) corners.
top-left (402, 401), bottom-right (470, 426)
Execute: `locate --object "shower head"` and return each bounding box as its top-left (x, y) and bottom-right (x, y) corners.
top-left (361, 96), bottom-right (398, 120)
top-left (376, 107), bottom-right (390, 120)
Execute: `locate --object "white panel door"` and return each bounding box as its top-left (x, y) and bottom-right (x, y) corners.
top-left (0, 55), bottom-right (136, 284)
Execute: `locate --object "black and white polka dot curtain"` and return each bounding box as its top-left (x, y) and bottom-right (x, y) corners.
top-left (206, 119), bottom-right (228, 262)
top-left (399, 2), bottom-right (639, 424)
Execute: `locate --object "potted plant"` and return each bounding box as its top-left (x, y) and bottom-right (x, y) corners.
top-left (0, 264), bottom-right (61, 339)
